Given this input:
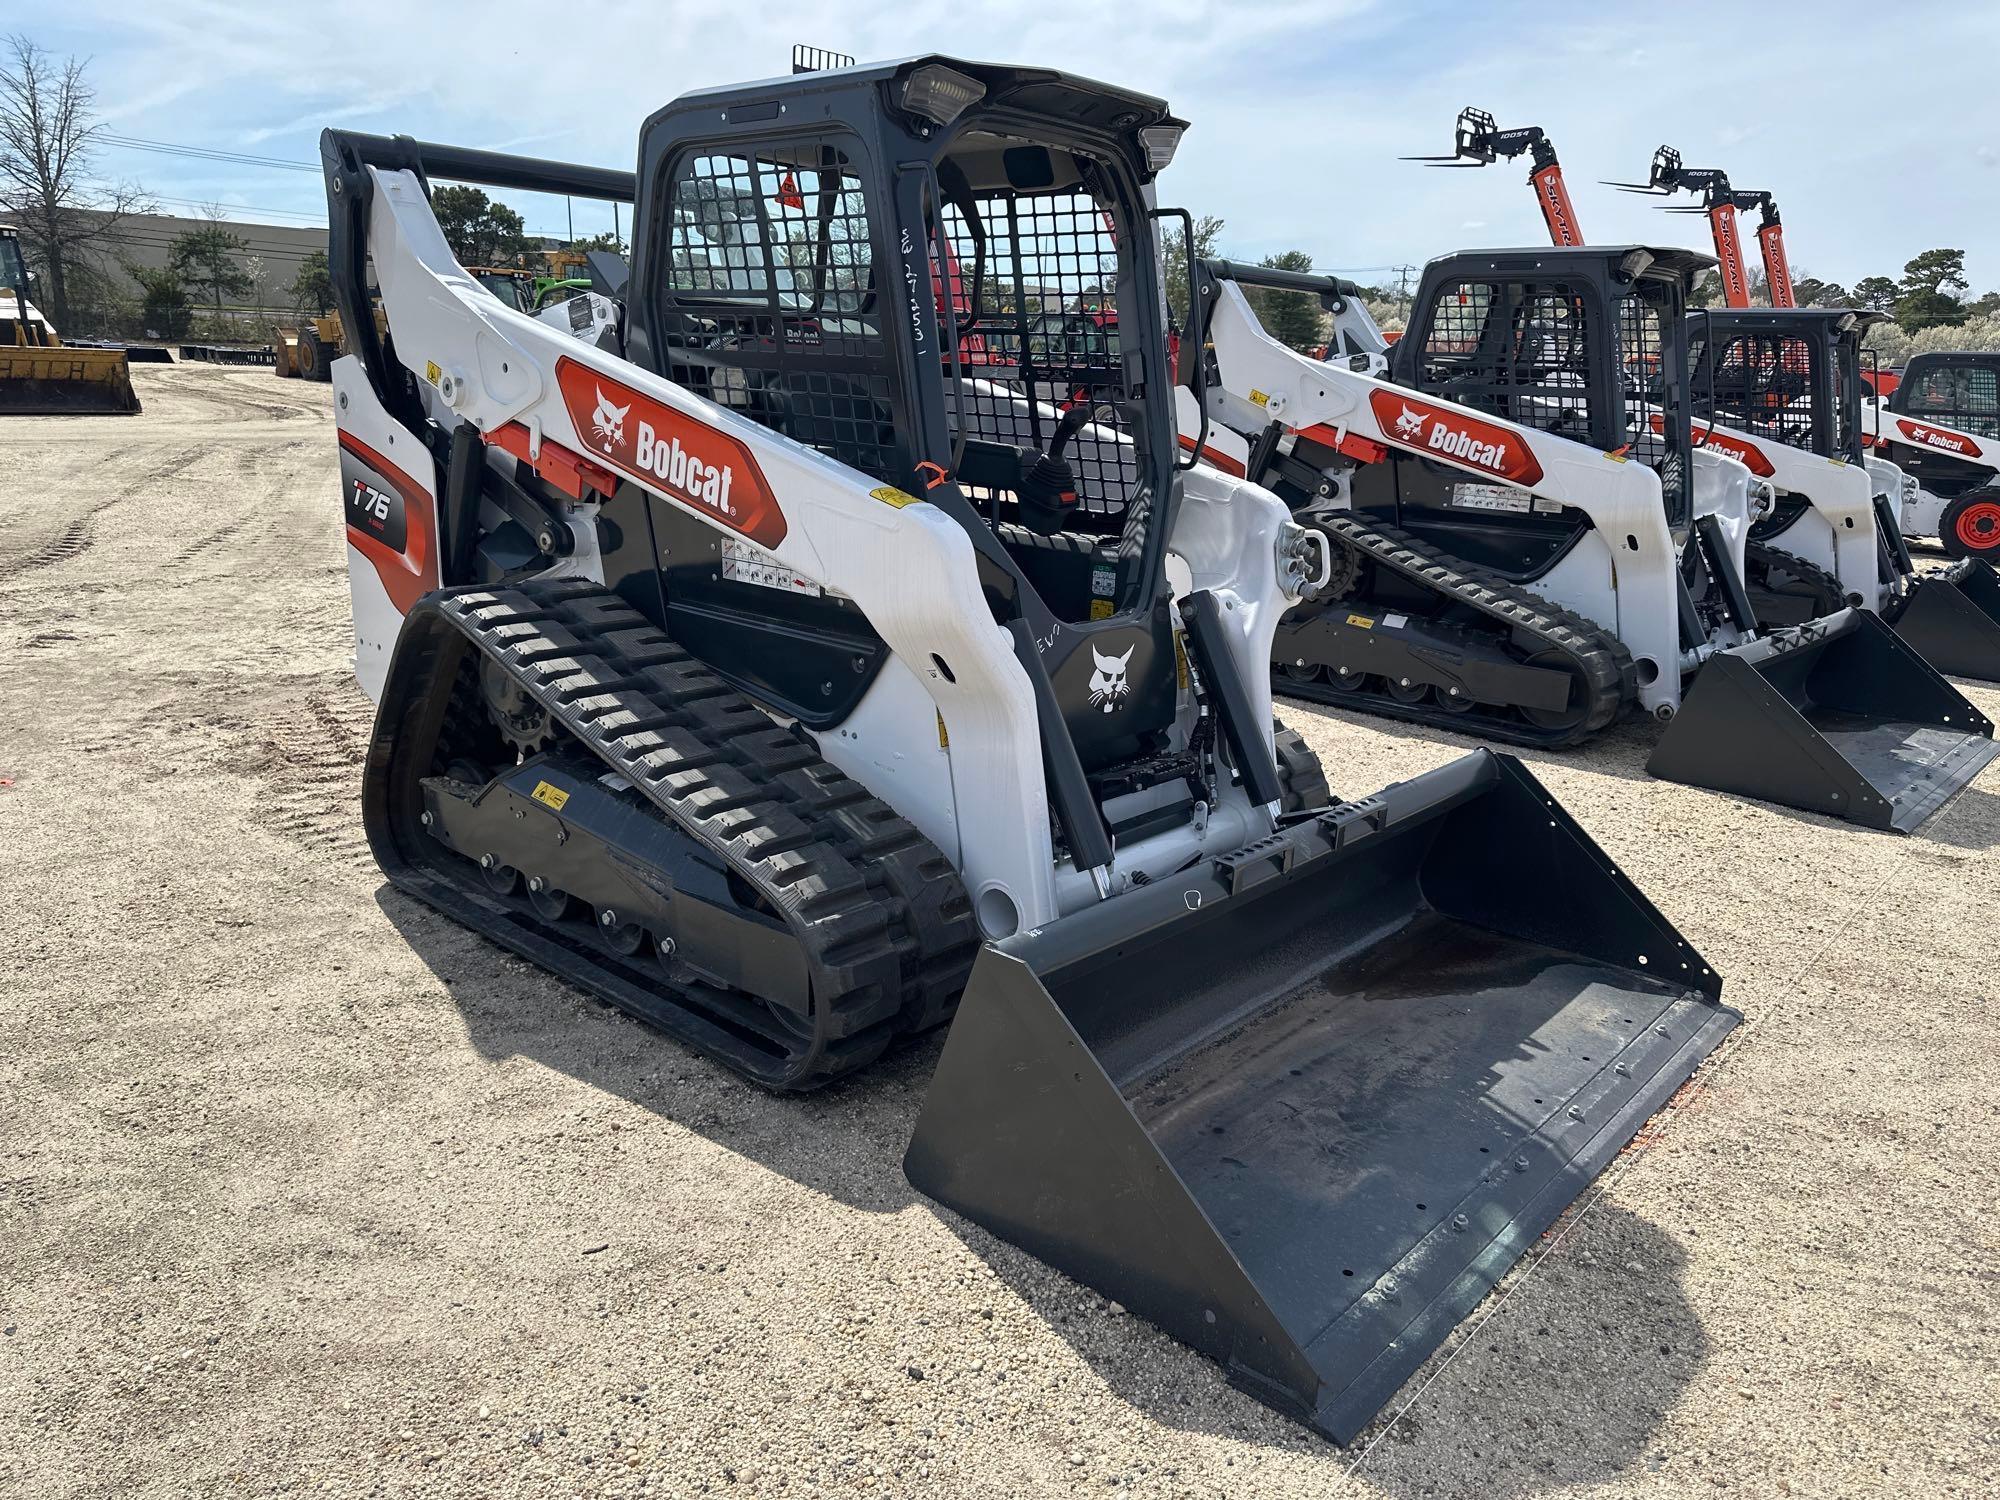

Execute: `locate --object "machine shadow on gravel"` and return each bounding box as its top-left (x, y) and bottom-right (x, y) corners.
top-left (378, 888), bottom-right (936, 1214)
top-left (927, 1195), bottom-right (1710, 1481)
top-left (1289, 702), bottom-right (1664, 787)
top-left (1903, 782), bottom-right (2000, 850)
top-left (383, 880), bottom-right (1714, 1476)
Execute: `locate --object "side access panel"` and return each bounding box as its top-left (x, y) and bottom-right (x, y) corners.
top-left (334, 355), bottom-right (440, 702)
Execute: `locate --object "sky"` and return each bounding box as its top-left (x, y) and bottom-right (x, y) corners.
top-left (17, 0), bottom-right (2000, 293)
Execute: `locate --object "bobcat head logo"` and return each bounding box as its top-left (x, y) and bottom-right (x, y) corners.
top-left (590, 387), bottom-right (631, 452)
top-left (1087, 643), bottom-right (1135, 714)
top-left (1393, 404), bottom-right (1427, 440)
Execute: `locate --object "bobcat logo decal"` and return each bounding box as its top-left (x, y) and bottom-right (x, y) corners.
top-left (1087, 643), bottom-right (1135, 714)
top-left (1394, 404), bottom-right (1427, 440)
top-left (590, 388), bottom-right (631, 453)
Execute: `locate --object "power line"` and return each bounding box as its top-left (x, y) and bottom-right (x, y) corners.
top-left (95, 228), bottom-right (323, 257)
top-left (98, 133), bottom-right (319, 174)
top-left (141, 192), bottom-right (326, 225)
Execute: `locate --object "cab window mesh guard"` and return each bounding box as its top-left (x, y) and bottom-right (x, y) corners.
top-left (937, 184), bottom-right (1139, 532)
top-left (1906, 365), bottom-right (2000, 439)
top-left (1617, 294), bottom-right (1689, 521)
top-left (1688, 332), bottom-right (1818, 451)
top-left (1418, 280), bottom-right (1592, 443)
top-left (657, 140), bottom-right (902, 484)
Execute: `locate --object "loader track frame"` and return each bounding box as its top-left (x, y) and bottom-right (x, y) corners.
top-left (365, 579), bottom-right (980, 1088)
top-left (1273, 512), bottom-right (1634, 746)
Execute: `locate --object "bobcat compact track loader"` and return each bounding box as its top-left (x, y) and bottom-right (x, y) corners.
top-left (1605, 142), bottom-right (2000, 568)
top-left (321, 54), bottom-right (1740, 1443)
top-left (1863, 352), bottom-right (2000, 560)
top-left (1412, 110), bottom-right (2000, 682)
top-left (1182, 248), bottom-right (1998, 831)
top-left (0, 226), bottom-right (141, 415)
top-left (1688, 308), bottom-right (2000, 681)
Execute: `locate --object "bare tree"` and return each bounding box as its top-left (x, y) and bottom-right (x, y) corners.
top-left (0, 33), bottom-right (151, 330)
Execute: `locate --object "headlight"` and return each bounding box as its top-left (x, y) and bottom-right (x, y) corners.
top-left (1137, 124), bottom-right (1183, 172)
top-left (899, 65), bottom-right (984, 127)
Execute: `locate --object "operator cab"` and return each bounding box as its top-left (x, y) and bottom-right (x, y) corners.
top-left (1886, 351), bottom-right (2000, 502)
top-left (623, 56), bottom-right (1188, 772)
top-left (1686, 307), bottom-right (1888, 537)
top-left (1895, 351), bottom-right (2000, 439)
top-left (1354, 245), bottom-right (1707, 578)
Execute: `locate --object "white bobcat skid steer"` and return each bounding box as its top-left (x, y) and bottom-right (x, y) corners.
top-left (1688, 307), bottom-right (2000, 683)
top-left (318, 54), bottom-right (1737, 1444)
top-left (1390, 108), bottom-right (2000, 688)
top-left (1181, 250), bottom-right (1998, 831)
top-left (1863, 351), bottom-right (2000, 561)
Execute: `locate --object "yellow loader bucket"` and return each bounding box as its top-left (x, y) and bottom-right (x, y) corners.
top-left (272, 327), bottom-right (303, 378)
top-left (0, 344), bottom-right (140, 415)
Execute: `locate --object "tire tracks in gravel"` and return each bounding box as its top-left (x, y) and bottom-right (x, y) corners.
top-left (0, 445), bottom-right (207, 584)
top-left (250, 677), bottom-right (375, 867)
top-left (174, 436), bottom-right (332, 569)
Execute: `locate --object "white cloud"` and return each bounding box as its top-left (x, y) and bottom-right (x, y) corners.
top-left (31, 0), bottom-right (2000, 288)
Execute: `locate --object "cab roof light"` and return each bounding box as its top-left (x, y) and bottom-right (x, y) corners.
top-left (1617, 248), bottom-right (1657, 283)
top-left (900, 65), bottom-right (985, 127)
top-left (1137, 124), bottom-right (1183, 173)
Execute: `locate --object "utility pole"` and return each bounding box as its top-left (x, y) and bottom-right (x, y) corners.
top-left (613, 201), bottom-right (621, 250)
top-left (566, 195), bottom-right (575, 243)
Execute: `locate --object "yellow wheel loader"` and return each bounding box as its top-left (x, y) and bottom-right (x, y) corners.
top-left (275, 305), bottom-right (389, 381)
top-left (320, 53), bottom-right (1737, 1443)
top-left (0, 226), bottom-right (140, 414)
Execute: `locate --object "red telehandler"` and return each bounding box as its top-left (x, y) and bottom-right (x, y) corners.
top-left (1606, 147), bottom-right (1790, 309)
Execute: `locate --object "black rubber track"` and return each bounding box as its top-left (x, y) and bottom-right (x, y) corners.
top-left (1744, 539), bottom-right (1848, 625)
top-left (1272, 512), bottom-right (1634, 749)
top-left (364, 579), bottom-right (981, 1089)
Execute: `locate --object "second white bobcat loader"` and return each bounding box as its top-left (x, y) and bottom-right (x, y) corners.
top-left (1182, 249), bottom-right (1998, 831)
top-left (1863, 353), bottom-right (2000, 560)
top-left (317, 54), bottom-right (1737, 1444)
top-left (1408, 107), bottom-right (2000, 684)
top-left (1685, 307), bottom-right (2000, 682)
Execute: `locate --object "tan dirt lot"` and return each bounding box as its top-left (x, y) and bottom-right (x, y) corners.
top-left (1, 362), bottom-right (1996, 1499)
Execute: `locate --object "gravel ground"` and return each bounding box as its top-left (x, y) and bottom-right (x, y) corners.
top-left (2, 362), bottom-right (1996, 1499)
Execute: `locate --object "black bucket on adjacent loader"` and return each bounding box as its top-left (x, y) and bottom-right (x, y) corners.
top-left (1649, 608), bottom-right (1999, 832)
top-left (1888, 559), bottom-right (2000, 685)
top-left (906, 750), bottom-right (1736, 1444)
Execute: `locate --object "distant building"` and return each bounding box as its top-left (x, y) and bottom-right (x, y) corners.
top-left (78, 210), bottom-right (330, 323)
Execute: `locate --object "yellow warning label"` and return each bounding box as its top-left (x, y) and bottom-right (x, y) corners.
top-left (1603, 448), bottom-right (1630, 464)
top-left (530, 780), bottom-right (570, 811)
top-left (1089, 599), bottom-right (1115, 620)
top-left (1346, 613), bottom-right (1375, 629)
top-left (870, 485), bottom-right (924, 509)
top-left (424, 360), bottom-right (442, 386)
top-left (1248, 388), bottom-right (1270, 407)
top-left (1828, 456), bottom-right (1850, 467)
top-left (936, 711), bottom-right (950, 749)
top-left (1174, 632), bottom-right (1190, 691)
